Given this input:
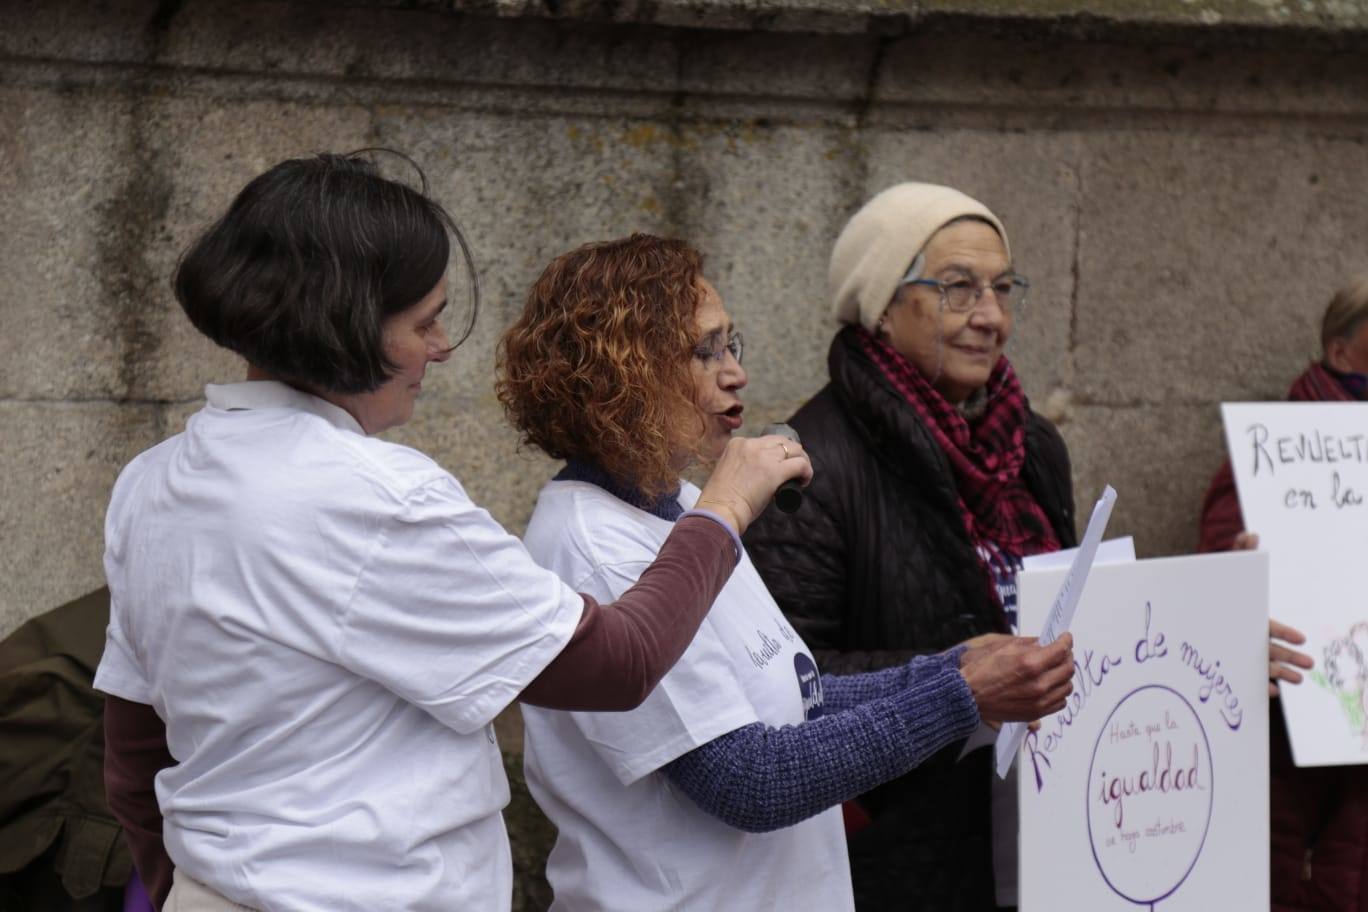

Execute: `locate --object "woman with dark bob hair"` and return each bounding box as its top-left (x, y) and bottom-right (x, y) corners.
top-left (496, 233), bottom-right (1074, 910)
top-left (93, 153), bottom-right (809, 912)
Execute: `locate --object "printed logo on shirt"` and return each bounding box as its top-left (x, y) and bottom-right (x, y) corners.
top-left (978, 542), bottom-right (1024, 632)
top-left (793, 653), bottom-right (824, 720)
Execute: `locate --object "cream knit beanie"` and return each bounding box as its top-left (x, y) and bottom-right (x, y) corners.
top-left (829, 183), bottom-right (1009, 332)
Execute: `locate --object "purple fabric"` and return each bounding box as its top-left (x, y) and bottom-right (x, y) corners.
top-left (124, 870), bottom-right (155, 912)
top-left (556, 459), bottom-right (682, 520)
top-left (821, 648), bottom-right (964, 714)
top-left (662, 662), bottom-right (977, 833)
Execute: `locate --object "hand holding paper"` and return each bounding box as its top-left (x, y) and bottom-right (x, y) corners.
top-left (962, 634), bottom-right (1075, 725)
top-left (957, 632), bottom-right (1014, 670)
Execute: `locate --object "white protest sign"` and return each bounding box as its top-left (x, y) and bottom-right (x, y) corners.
top-left (1222, 402), bottom-right (1368, 766)
top-left (996, 486), bottom-right (1117, 778)
top-left (1017, 552), bottom-right (1269, 912)
top-left (1022, 536), bottom-right (1136, 572)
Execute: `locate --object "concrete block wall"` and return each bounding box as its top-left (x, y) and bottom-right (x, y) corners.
top-left (9, 2), bottom-right (1368, 638)
top-left (5, 1), bottom-right (1368, 901)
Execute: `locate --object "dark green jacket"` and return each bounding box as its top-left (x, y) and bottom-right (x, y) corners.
top-left (0, 588), bottom-right (132, 902)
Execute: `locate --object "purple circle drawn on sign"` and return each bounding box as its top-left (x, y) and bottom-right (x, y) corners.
top-left (1085, 684), bottom-right (1214, 907)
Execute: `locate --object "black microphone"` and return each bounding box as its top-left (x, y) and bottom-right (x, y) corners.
top-left (761, 423), bottom-right (804, 514)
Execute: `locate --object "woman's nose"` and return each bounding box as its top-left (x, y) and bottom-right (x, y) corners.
top-left (968, 292), bottom-right (1007, 327)
top-left (429, 325), bottom-right (455, 362)
top-left (722, 357), bottom-right (747, 390)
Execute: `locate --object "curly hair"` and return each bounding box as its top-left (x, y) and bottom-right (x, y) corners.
top-left (497, 234), bottom-right (707, 498)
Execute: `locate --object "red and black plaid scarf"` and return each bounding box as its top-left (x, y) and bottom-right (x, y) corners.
top-left (856, 327), bottom-right (1061, 558)
top-left (1288, 361), bottom-right (1363, 403)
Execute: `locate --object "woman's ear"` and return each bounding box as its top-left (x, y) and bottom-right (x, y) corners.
top-left (876, 294), bottom-right (903, 341)
top-left (1326, 336), bottom-right (1350, 373)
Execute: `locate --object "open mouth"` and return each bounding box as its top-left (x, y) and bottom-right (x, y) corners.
top-left (718, 404), bottom-right (744, 431)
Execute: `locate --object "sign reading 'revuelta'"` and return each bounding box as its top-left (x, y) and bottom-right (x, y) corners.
top-left (1224, 402), bottom-right (1368, 767)
top-left (1017, 552), bottom-right (1268, 912)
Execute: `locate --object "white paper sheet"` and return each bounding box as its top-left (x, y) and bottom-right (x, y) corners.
top-left (995, 485), bottom-right (1117, 778)
top-left (1021, 536), bottom-right (1136, 572)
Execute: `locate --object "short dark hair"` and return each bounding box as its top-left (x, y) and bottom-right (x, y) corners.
top-left (174, 151), bottom-right (477, 394)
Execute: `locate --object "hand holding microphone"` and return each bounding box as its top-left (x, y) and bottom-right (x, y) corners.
top-left (695, 425), bottom-right (812, 534)
top-left (760, 423), bottom-right (805, 514)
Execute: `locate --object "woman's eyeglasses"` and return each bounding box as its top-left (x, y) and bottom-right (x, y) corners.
top-left (901, 274), bottom-right (1030, 315)
top-left (693, 330), bottom-right (744, 367)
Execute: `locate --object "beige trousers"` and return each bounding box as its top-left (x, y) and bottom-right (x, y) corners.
top-left (164, 870), bottom-right (257, 912)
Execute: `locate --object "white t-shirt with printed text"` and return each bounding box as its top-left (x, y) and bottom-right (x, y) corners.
top-left (520, 479), bottom-right (853, 912)
top-left (94, 381), bottom-right (583, 912)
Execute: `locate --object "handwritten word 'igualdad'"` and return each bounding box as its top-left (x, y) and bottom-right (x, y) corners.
top-left (1098, 741), bottom-right (1205, 828)
top-left (1024, 648), bottom-right (1123, 791)
top-left (1247, 423), bottom-right (1368, 477)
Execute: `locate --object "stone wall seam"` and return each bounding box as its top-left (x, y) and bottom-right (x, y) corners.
top-left (11, 59), bottom-right (1368, 136)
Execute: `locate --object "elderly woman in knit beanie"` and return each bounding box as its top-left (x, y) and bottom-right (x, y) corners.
top-left (744, 183), bottom-right (1078, 911)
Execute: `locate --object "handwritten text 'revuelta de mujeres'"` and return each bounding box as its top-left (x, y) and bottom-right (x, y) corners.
top-left (1024, 603), bottom-right (1244, 793)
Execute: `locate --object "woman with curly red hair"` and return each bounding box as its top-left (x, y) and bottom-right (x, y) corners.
top-left (497, 233), bottom-right (1075, 910)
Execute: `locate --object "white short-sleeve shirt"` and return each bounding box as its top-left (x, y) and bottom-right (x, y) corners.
top-left (520, 479), bottom-right (853, 912)
top-left (94, 381), bottom-right (583, 912)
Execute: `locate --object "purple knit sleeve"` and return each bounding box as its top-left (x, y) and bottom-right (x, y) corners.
top-left (660, 666), bottom-right (978, 833)
top-left (820, 646), bottom-right (967, 714)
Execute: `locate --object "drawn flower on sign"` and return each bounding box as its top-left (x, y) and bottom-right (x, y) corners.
top-left (1313, 622), bottom-right (1368, 736)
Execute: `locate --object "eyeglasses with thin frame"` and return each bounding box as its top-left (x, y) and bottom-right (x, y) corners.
top-left (693, 329), bottom-right (744, 368)
top-left (901, 272), bottom-right (1030, 315)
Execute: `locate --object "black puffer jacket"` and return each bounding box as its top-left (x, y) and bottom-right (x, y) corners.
top-left (744, 326), bottom-right (1076, 910)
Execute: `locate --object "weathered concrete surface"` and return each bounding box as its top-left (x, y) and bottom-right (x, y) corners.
top-left (1074, 128), bottom-right (1368, 405)
top-left (1061, 402), bottom-right (1230, 556)
top-left (0, 402), bottom-right (164, 618)
top-left (7, 0), bottom-right (1368, 905)
top-left (0, 87), bottom-right (139, 401)
top-left (427, 0), bottom-right (1368, 40)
